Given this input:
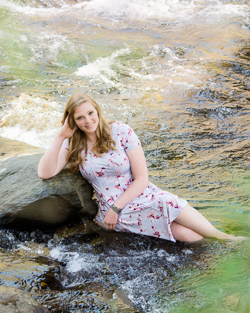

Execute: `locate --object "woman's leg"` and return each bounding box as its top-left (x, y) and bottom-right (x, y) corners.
top-left (174, 205), bottom-right (245, 241)
top-left (171, 222), bottom-right (203, 242)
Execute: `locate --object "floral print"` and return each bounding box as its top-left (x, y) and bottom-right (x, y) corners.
top-left (63, 123), bottom-right (188, 242)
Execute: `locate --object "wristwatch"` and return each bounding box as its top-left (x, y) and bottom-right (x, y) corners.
top-left (110, 204), bottom-right (122, 214)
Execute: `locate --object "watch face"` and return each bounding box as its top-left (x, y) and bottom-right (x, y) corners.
top-left (111, 205), bottom-right (121, 213)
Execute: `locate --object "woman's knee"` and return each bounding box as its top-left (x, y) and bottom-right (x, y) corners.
top-left (171, 222), bottom-right (203, 242)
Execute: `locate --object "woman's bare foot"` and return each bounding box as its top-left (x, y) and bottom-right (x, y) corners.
top-left (225, 235), bottom-right (248, 242)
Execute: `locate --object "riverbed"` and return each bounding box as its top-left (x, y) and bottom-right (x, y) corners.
top-left (0, 0), bottom-right (250, 312)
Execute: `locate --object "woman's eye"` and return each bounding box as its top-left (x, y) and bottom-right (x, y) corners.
top-left (89, 111), bottom-right (94, 115)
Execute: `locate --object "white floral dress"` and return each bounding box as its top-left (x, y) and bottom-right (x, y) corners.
top-left (63, 123), bottom-right (188, 242)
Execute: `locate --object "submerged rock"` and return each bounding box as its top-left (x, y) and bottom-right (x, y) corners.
top-left (0, 139), bottom-right (98, 229)
top-left (201, 309), bottom-right (234, 313)
top-left (0, 286), bottom-right (49, 313)
top-left (200, 290), bottom-right (250, 313)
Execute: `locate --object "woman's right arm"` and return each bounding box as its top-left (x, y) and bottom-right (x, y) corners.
top-left (38, 118), bottom-right (76, 179)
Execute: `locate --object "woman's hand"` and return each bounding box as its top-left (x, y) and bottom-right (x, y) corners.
top-left (104, 208), bottom-right (119, 230)
top-left (59, 116), bottom-right (77, 139)
top-left (38, 117), bottom-right (76, 179)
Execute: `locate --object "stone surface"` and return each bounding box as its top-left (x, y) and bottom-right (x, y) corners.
top-left (236, 293), bottom-right (250, 313)
top-left (0, 286), bottom-right (49, 313)
top-left (0, 138), bottom-right (98, 228)
top-left (200, 309), bottom-right (234, 313)
top-left (200, 291), bottom-right (250, 313)
top-left (0, 136), bottom-right (44, 161)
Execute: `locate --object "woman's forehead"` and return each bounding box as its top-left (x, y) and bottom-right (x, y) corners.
top-left (74, 101), bottom-right (96, 117)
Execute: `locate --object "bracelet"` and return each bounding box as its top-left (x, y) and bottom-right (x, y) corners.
top-left (110, 204), bottom-right (122, 214)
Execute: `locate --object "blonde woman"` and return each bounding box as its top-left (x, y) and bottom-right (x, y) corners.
top-left (38, 93), bottom-right (245, 242)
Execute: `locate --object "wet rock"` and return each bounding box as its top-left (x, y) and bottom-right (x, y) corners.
top-left (200, 291), bottom-right (250, 313)
top-left (54, 217), bottom-right (98, 241)
top-left (0, 286), bottom-right (49, 313)
top-left (0, 230), bottom-right (16, 250)
top-left (0, 139), bottom-right (98, 229)
top-left (235, 292), bottom-right (250, 313)
top-left (0, 247), bottom-right (69, 295)
top-left (200, 309), bottom-right (234, 313)
top-left (114, 289), bottom-right (141, 312)
top-left (0, 136), bottom-right (44, 160)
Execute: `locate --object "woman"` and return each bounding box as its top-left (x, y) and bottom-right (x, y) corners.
top-left (38, 93), bottom-right (245, 242)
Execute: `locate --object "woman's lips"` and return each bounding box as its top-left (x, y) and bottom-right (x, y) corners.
top-left (85, 123), bottom-right (94, 128)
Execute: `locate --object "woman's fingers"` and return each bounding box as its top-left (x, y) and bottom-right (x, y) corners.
top-left (104, 209), bottom-right (118, 230)
top-left (104, 222), bottom-right (116, 230)
top-left (60, 116), bottom-right (77, 138)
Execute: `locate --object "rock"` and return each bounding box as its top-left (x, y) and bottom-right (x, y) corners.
top-left (0, 286), bottom-right (49, 313)
top-left (200, 309), bottom-right (234, 313)
top-left (114, 289), bottom-right (141, 312)
top-left (236, 292), bottom-right (250, 313)
top-left (54, 217), bottom-right (99, 241)
top-left (200, 291), bottom-right (250, 313)
top-left (0, 140), bottom-right (98, 228)
top-left (0, 136), bottom-right (44, 160)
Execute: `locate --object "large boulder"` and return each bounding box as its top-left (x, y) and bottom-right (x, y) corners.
top-left (0, 138), bottom-right (98, 228)
top-left (0, 286), bottom-right (49, 313)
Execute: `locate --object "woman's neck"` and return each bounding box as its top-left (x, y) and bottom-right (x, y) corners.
top-left (86, 133), bottom-right (97, 150)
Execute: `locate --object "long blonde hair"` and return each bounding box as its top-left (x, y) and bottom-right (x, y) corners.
top-left (62, 93), bottom-right (116, 173)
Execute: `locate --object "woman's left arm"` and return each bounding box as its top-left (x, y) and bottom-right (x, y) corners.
top-left (103, 145), bottom-right (149, 230)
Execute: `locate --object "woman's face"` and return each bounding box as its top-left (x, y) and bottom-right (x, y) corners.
top-left (73, 101), bottom-right (99, 136)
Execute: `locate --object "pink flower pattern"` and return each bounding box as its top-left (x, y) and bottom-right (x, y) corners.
top-left (62, 123), bottom-right (188, 242)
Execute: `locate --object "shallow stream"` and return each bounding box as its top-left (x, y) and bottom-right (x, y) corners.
top-left (0, 0), bottom-right (250, 312)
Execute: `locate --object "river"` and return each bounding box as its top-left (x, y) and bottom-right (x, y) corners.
top-left (0, 0), bottom-right (250, 312)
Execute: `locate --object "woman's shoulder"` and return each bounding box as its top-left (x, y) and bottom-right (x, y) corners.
top-left (110, 122), bottom-right (139, 143)
top-left (110, 121), bottom-right (131, 132)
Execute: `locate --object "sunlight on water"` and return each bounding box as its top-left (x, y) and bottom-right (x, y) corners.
top-left (0, 94), bottom-right (62, 148)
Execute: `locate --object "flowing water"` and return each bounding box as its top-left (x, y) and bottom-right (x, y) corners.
top-left (0, 0), bottom-right (250, 312)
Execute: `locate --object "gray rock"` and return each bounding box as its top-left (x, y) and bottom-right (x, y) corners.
top-left (0, 286), bottom-right (49, 313)
top-left (0, 153), bottom-right (98, 228)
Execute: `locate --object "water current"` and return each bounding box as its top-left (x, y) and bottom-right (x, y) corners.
top-left (0, 0), bottom-right (250, 312)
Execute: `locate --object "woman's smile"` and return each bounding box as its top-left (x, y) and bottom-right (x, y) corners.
top-left (85, 123), bottom-right (94, 128)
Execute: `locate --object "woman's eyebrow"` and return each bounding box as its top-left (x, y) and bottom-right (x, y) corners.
top-left (75, 110), bottom-right (93, 118)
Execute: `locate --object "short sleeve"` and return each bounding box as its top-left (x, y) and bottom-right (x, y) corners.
top-left (62, 138), bottom-right (69, 150)
top-left (116, 123), bottom-right (141, 152)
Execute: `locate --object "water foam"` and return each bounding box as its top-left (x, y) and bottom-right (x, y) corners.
top-left (0, 94), bottom-right (62, 148)
top-left (82, 0), bottom-right (197, 21)
top-left (75, 44), bottom-right (201, 93)
top-left (1, 0), bottom-right (248, 23)
top-left (75, 48), bottom-right (131, 88)
top-left (0, 0), bottom-right (63, 15)
top-left (81, 0), bottom-right (250, 23)
top-left (49, 244), bottom-right (105, 284)
top-left (30, 32), bottom-right (73, 67)
top-left (0, 125), bottom-right (59, 149)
